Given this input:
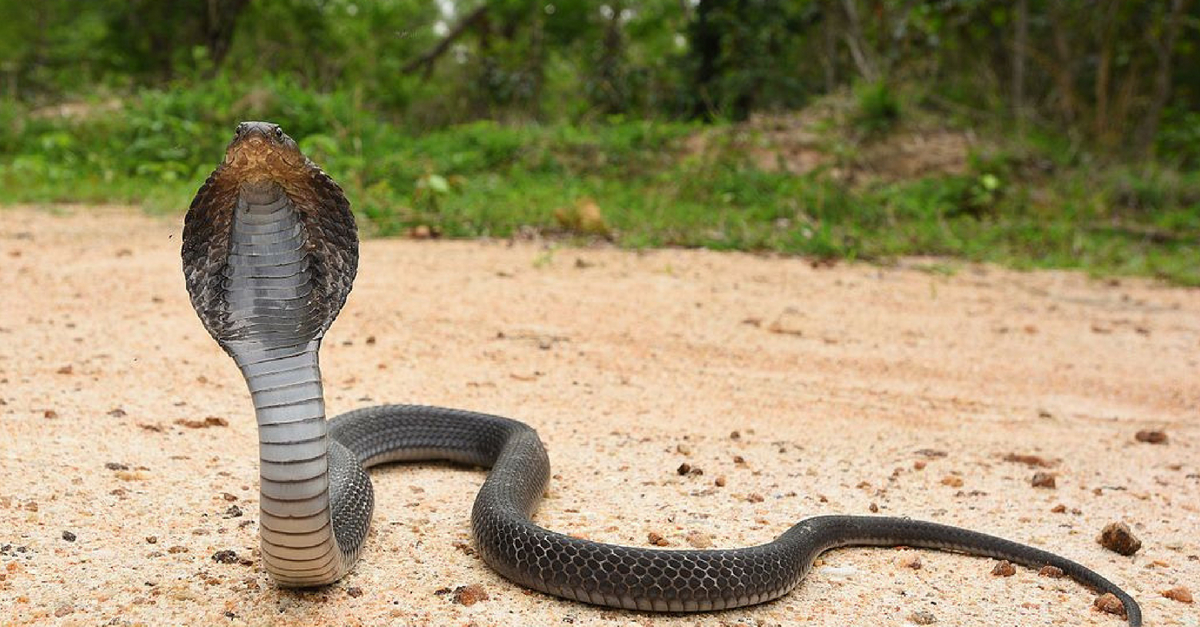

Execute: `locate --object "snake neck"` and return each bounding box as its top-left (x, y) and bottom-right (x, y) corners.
top-left (225, 186), bottom-right (345, 585)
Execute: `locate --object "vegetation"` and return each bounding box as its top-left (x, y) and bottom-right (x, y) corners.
top-left (1, 1), bottom-right (1197, 285)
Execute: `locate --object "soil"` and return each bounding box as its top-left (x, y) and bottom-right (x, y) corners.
top-left (1, 206), bottom-right (1197, 626)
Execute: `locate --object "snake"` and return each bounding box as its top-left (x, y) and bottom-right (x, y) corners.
top-left (181, 121), bottom-right (1141, 624)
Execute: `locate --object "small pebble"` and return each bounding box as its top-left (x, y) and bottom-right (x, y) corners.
top-left (897, 554), bottom-right (922, 570)
top-left (61, 531), bottom-right (76, 542)
top-left (1031, 472), bottom-right (1056, 488)
top-left (346, 587), bottom-right (363, 598)
top-left (1093, 593), bottom-right (1126, 617)
top-left (940, 475), bottom-right (963, 488)
top-left (746, 493), bottom-right (764, 503)
top-left (145, 536), bottom-right (157, 544)
top-left (910, 610), bottom-right (937, 624)
top-left (222, 505), bottom-right (242, 518)
top-left (676, 463), bottom-right (691, 475)
top-left (647, 532), bottom-right (669, 547)
top-left (1135, 430), bottom-right (1168, 444)
top-left (1097, 522), bottom-right (1141, 556)
top-left (104, 462), bottom-right (129, 471)
top-left (1038, 565), bottom-right (1065, 578)
top-left (991, 560), bottom-right (1016, 576)
top-left (714, 475), bottom-right (726, 487)
top-left (211, 550), bottom-right (238, 564)
top-left (452, 584), bottom-right (488, 606)
top-left (1162, 586), bottom-right (1193, 603)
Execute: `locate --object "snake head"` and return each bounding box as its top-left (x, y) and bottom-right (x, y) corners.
top-left (224, 121), bottom-right (306, 181)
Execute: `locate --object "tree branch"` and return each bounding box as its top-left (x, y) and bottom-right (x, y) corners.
top-left (402, 4), bottom-right (490, 78)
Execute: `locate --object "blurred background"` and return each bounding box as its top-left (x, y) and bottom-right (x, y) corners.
top-left (0, 0), bottom-right (1196, 284)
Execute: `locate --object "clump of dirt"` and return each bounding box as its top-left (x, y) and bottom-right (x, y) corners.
top-left (1097, 522), bottom-right (1142, 556)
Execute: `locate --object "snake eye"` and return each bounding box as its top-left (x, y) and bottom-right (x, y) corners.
top-left (274, 127), bottom-right (284, 139)
top-left (234, 124), bottom-right (245, 138)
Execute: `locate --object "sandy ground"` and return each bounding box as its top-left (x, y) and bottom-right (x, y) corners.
top-left (0, 205), bottom-right (1197, 627)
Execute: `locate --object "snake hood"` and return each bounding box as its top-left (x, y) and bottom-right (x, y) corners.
top-left (181, 120), bottom-right (358, 355)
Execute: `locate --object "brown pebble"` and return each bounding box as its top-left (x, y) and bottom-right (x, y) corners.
top-left (167, 546), bottom-right (188, 554)
top-left (991, 560), bottom-right (1016, 576)
top-left (675, 443), bottom-right (692, 455)
top-left (732, 455), bottom-right (746, 465)
top-left (1039, 565), bottom-right (1065, 578)
top-left (647, 532), bottom-right (670, 547)
top-left (175, 416), bottom-right (228, 429)
top-left (56, 365), bottom-right (73, 375)
top-left (1031, 472), bottom-right (1056, 488)
top-left (1003, 453), bottom-right (1053, 467)
top-left (145, 536), bottom-right (157, 544)
top-left (61, 531), bottom-right (76, 542)
top-left (346, 587), bottom-right (363, 598)
top-left (714, 476), bottom-right (726, 487)
top-left (897, 554), bottom-right (922, 570)
top-left (685, 531), bottom-right (712, 548)
top-left (729, 431), bottom-right (740, 440)
top-left (676, 462), bottom-right (691, 475)
top-left (365, 336), bottom-right (377, 345)
top-left (107, 408), bottom-right (128, 417)
top-left (221, 492), bottom-right (238, 502)
top-left (746, 493), bottom-right (764, 503)
top-left (211, 550), bottom-right (238, 564)
top-left (913, 460), bottom-right (926, 470)
top-left (940, 475), bottom-right (963, 488)
top-left (1094, 592), bottom-right (1127, 617)
top-left (1162, 586), bottom-right (1193, 603)
top-left (54, 604), bottom-right (74, 617)
top-left (1050, 504), bottom-right (1067, 513)
top-left (452, 540), bottom-right (477, 557)
top-left (452, 584), bottom-right (488, 606)
top-left (868, 503), bottom-right (879, 513)
top-left (1135, 430), bottom-right (1168, 444)
top-left (43, 410), bottom-right (58, 419)
top-left (1097, 522), bottom-right (1141, 556)
top-left (910, 610), bottom-right (937, 625)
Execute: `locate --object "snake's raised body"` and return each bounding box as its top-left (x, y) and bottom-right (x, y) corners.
top-left (182, 122), bottom-right (1141, 624)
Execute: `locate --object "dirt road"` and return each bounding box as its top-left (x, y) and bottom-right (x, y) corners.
top-left (1, 206), bottom-right (1196, 626)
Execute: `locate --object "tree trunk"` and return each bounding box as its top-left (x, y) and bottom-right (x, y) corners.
top-left (1134, 0), bottom-right (1190, 156)
top-left (688, 0), bottom-right (723, 120)
top-left (1012, 0), bottom-right (1028, 136)
top-left (203, 0), bottom-right (250, 74)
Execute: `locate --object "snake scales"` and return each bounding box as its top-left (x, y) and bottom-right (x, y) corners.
top-left (181, 121), bottom-right (1141, 624)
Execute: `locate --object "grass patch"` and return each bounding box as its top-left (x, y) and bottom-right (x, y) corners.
top-left (1, 82), bottom-right (1197, 286)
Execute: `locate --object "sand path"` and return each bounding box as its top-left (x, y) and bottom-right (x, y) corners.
top-left (1, 206), bottom-right (1196, 626)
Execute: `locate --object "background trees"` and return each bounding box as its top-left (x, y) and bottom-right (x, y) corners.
top-left (1, 0), bottom-right (1195, 159)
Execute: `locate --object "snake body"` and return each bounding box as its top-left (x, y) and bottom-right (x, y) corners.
top-left (182, 122), bottom-right (1141, 624)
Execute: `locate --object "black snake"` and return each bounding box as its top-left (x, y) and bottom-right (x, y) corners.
top-left (181, 121), bottom-right (1141, 623)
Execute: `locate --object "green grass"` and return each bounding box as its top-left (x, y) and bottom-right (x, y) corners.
top-left (1, 80), bottom-right (1197, 286)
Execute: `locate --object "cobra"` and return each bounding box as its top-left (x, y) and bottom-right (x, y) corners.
top-left (181, 121), bottom-right (1141, 624)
